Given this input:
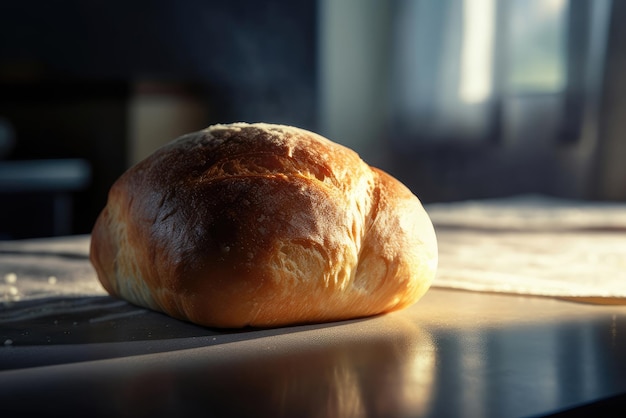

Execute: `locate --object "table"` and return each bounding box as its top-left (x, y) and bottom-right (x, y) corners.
top-left (1, 198), bottom-right (626, 417)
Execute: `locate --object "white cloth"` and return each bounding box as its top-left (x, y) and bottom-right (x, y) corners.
top-left (427, 195), bottom-right (626, 304)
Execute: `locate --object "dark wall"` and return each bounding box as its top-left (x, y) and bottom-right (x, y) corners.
top-left (0, 0), bottom-right (318, 127)
top-left (0, 0), bottom-right (318, 238)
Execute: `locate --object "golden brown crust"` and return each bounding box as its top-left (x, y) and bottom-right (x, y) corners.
top-left (89, 123), bottom-right (437, 328)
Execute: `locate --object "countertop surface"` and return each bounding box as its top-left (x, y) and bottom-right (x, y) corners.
top-left (1, 287), bottom-right (626, 418)
top-left (2, 197), bottom-right (626, 417)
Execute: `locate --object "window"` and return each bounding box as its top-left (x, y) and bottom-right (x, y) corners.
top-left (507, 0), bottom-right (568, 93)
top-left (389, 0), bottom-right (608, 145)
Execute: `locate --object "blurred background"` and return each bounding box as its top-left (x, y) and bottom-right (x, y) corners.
top-left (0, 0), bottom-right (623, 239)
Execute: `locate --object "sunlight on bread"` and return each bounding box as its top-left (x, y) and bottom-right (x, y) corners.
top-left (90, 123), bottom-right (437, 328)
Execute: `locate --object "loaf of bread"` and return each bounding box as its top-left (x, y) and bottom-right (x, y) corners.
top-left (90, 123), bottom-right (437, 328)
